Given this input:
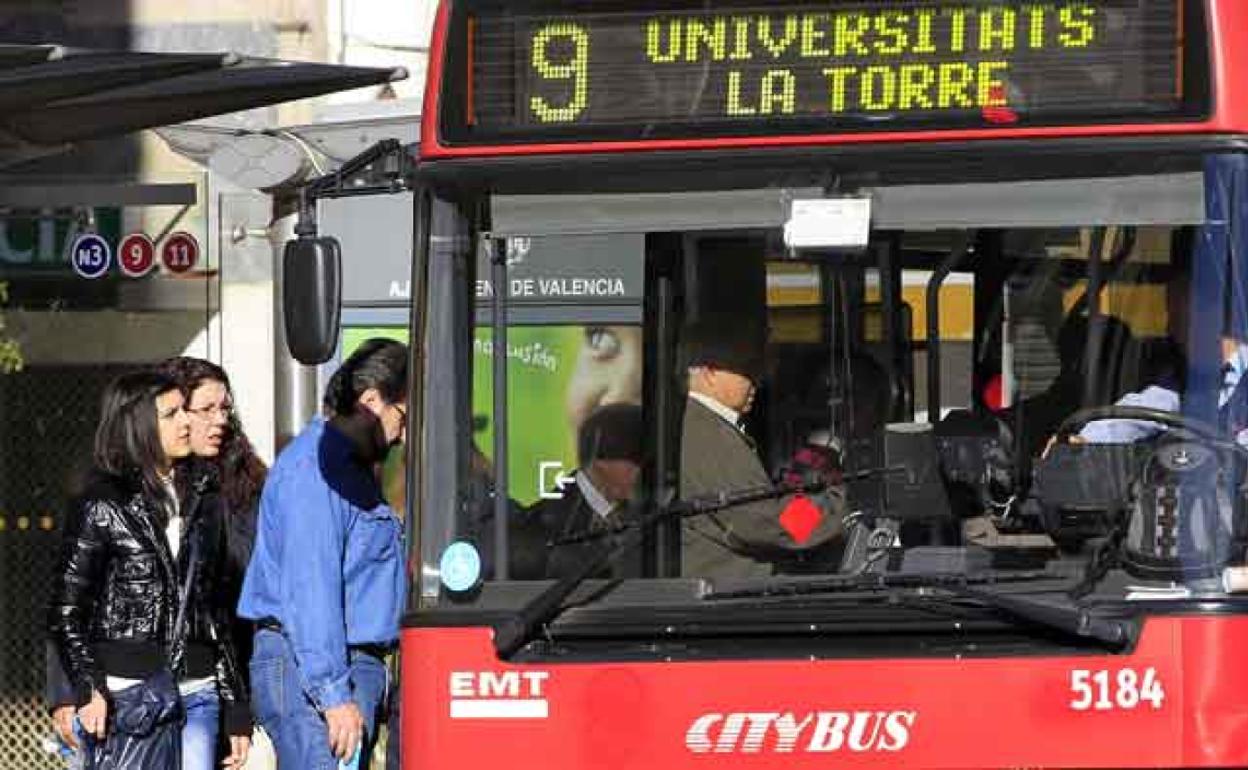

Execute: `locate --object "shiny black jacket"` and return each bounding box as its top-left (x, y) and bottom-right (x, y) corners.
top-left (46, 469), bottom-right (250, 734)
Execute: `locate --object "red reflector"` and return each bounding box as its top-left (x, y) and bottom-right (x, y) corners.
top-left (779, 495), bottom-right (822, 545)
top-left (982, 84), bottom-right (1018, 125)
top-left (983, 373), bottom-right (1004, 411)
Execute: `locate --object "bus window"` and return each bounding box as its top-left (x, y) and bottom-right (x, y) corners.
top-left (996, 227), bottom-right (1181, 460)
top-left (450, 219), bottom-right (1226, 584)
top-left (464, 234), bottom-right (645, 581)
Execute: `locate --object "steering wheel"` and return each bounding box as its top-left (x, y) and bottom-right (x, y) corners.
top-left (1054, 405), bottom-right (1248, 461)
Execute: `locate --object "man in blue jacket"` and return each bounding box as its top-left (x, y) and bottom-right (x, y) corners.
top-left (239, 338), bottom-right (408, 768)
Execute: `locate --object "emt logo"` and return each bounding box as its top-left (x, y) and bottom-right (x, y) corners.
top-left (448, 670), bottom-right (550, 719)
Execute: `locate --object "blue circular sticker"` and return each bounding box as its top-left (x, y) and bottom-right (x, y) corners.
top-left (439, 541), bottom-right (482, 593)
top-left (70, 233), bottom-right (111, 279)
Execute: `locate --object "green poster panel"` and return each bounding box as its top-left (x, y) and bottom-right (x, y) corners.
top-left (341, 324), bottom-right (642, 507)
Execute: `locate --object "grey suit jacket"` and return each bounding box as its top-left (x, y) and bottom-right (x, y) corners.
top-left (679, 397), bottom-right (845, 578)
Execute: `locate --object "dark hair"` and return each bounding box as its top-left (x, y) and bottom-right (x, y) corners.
top-left (158, 356), bottom-right (268, 516)
top-left (94, 371), bottom-right (181, 504)
top-left (577, 403), bottom-right (643, 465)
top-left (322, 338), bottom-right (409, 416)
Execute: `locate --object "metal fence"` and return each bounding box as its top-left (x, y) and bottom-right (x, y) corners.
top-left (0, 366), bottom-right (124, 770)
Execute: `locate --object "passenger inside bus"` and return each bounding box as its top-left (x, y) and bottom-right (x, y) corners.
top-left (525, 403), bottom-right (645, 579)
top-left (678, 315), bottom-right (847, 578)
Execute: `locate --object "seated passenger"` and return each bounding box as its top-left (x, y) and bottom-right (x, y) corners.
top-left (679, 317), bottom-right (847, 578)
top-left (525, 403), bottom-right (644, 579)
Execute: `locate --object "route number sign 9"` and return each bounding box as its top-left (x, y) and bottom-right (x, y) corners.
top-left (118, 233), bottom-right (156, 277)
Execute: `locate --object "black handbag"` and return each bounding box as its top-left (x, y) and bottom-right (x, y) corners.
top-left (91, 484), bottom-right (206, 769)
top-left (90, 667), bottom-right (182, 769)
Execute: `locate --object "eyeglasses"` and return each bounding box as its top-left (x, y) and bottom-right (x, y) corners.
top-left (188, 403), bottom-right (233, 420)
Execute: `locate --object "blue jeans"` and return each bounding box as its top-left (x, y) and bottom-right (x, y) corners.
top-left (251, 629), bottom-right (388, 770)
top-left (180, 686), bottom-right (219, 770)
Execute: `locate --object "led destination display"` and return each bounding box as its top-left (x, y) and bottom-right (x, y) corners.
top-left (449, 1), bottom-right (1201, 144)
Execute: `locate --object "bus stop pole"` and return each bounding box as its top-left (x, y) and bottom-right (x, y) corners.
top-left (491, 238), bottom-right (510, 579)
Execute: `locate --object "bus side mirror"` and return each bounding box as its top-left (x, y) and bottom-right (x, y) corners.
top-left (282, 236), bottom-right (342, 365)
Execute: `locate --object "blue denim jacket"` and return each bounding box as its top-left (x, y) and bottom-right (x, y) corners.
top-left (238, 418), bottom-right (404, 711)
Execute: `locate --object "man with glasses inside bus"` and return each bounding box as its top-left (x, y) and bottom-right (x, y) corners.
top-left (679, 316), bottom-right (846, 578)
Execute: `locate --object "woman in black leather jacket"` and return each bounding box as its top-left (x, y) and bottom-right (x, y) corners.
top-left (47, 371), bottom-right (250, 769)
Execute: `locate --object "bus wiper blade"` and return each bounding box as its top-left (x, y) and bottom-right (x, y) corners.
top-left (492, 480), bottom-right (826, 657)
top-left (704, 570), bottom-right (1052, 600)
top-left (948, 586), bottom-right (1132, 649)
top-left (709, 575), bottom-right (1130, 649)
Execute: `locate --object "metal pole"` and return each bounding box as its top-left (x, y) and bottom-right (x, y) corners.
top-left (878, 235), bottom-right (903, 421)
top-left (926, 237), bottom-right (972, 423)
top-left (1082, 228), bottom-right (1108, 408)
top-left (491, 238), bottom-right (510, 579)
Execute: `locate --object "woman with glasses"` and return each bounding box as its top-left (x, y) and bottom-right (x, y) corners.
top-left (158, 357), bottom-right (266, 770)
top-left (47, 370), bottom-right (250, 769)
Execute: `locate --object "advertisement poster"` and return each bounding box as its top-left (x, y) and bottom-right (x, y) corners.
top-left (342, 324), bottom-right (643, 507)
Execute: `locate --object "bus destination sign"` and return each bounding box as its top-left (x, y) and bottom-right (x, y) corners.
top-left (454, 1), bottom-right (1199, 144)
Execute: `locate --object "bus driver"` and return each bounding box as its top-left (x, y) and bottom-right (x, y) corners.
top-left (679, 316), bottom-right (846, 578)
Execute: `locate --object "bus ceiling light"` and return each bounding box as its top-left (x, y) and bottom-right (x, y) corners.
top-left (783, 197), bottom-right (872, 255)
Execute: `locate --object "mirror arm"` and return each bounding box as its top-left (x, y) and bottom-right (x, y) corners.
top-left (304, 139), bottom-right (414, 200)
top-left (294, 186), bottom-right (318, 239)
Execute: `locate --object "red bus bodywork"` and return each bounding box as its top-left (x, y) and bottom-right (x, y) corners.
top-left (403, 616), bottom-right (1248, 768)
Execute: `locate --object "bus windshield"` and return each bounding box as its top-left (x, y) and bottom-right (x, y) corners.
top-left (415, 161), bottom-right (1248, 645)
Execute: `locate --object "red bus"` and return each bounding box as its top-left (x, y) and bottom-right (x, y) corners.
top-left (393, 1), bottom-right (1248, 767)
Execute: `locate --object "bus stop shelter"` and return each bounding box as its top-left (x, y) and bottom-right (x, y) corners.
top-left (0, 42), bottom-right (404, 770)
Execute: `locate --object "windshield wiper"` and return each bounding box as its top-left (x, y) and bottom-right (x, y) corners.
top-left (709, 574), bottom-right (1129, 649)
top-left (952, 586), bottom-right (1131, 649)
top-left (704, 570), bottom-right (1052, 600)
top-left (492, 479), bottom-right (825, 657)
